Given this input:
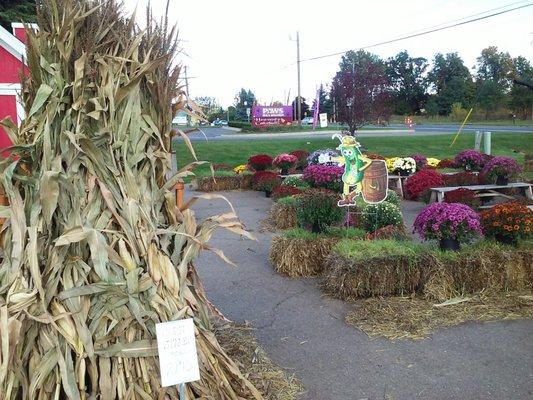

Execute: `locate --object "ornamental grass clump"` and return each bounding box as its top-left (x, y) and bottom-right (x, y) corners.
top-left (479, 202), bottom-right (532, 243)
top-left (413, 203), bottom-right (482, 246)
top-left (454, 149), bottom-right (486, 171)
top-left (0, 1), bottom-right (264, 398)
top-left (248, 154), bottom-right (273, 171)
top-left (480, 156), bottom-right (522, 184)
top-left (302, 164), bottom-right (343, 191)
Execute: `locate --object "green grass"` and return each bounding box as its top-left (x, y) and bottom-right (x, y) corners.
top-left (176, 132), bottom-right (532, 179)
top-left (282, 227), bottom-right (366, 240)
top-left (389, 115), bottom-right (533, 126)
top-left (332, 239), bottom-right (427, 261)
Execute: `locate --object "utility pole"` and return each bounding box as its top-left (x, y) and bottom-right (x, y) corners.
top-left (296, 31), bottom-right (302, 126)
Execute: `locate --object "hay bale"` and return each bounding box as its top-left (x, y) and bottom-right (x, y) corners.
top-left (322, 240), bottom-right (434, 300)
top-left (270, 202), bottom-right (297, 230)
top-left (425, 245), bottom-right (533, 299)
top-left (269, 236), bottom-right (337, 277)
top-left (197, 174), bottom-right (253, 192)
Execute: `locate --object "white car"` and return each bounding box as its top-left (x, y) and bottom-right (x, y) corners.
top-left (301, 117), bottom-right (314, 125)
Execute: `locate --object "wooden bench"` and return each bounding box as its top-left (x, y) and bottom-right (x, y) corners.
top-left (429, 182), bottom-right (533, 204)
top-left (388, 175), bottom-right (409, 198)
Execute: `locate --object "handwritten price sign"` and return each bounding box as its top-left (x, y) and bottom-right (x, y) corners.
top-left (156, 319), bottom-right (200, 387)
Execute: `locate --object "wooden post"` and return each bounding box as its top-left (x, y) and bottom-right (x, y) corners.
top-left (175, 182), bottom-right (184, 210)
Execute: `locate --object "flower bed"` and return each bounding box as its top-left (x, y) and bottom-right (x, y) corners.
top-left (302, 164), bottom-right (343, 192)
top-left (271, 185), bottom-right (302, 200)
top-left (252, 171), bottom-right (281, 193)
top-left (273, 153), bottom-right (298, 172)
top-left (480, 202), bottom-right (532, 244)
top-left (289, 150), bottom-right (309, 170)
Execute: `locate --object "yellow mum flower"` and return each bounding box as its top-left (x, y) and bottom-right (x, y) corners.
top-left (233, 164), bottom-right (248, 174)
top-left (385, 157), bottom-right (399, 173)
top-left (427, 158), bottom-right (441, 167)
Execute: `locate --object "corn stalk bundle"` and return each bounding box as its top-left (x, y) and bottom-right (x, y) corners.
top-left (0, 0), bottom-right (262, 398)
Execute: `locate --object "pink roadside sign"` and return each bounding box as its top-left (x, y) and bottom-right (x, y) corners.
top-left (251, 106), bottom-right (293, 127)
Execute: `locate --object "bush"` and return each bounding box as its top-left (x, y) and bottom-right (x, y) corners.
top-left (252, 171), bottom-right (281, 192)
top-left (272, 185), bottom-right (302, 200)
top-left (248, 154), bottom-right (273, 171)
top-left (454, 149), bottom-right (485, 171)
top-left (289, 150), bottom-right (309, 169)
top-left (480, 202), bottom-right (532, 241)
top-left (384, 190), bottom-right (401, 206)
top-left (404, 169), bottom-right (445, 200)
top-left (360, 202), bottom-right (403, 232)
top-left (302, 164), bottom-right (343, 191)
top-left (295, 189), bottom-right (344, 232)
top-left (281, 176), bottom-right (310, 189)
top-left (479, 156), bottom-right (522, 184)
top-left (443, 188), bottom-right (481, 208)
top-left (413, 202), bottom-right (482, 243)
top-left (228, 121), bottom-right (252, 129)
top-left (443, 172), bottom-right (479, 186)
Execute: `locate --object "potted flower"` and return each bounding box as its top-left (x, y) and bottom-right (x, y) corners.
top-left (273, 153), bottom-right (298, 175)
top-left (404, 169), bottom-right (444, 201)
top-left (392, 157), bottom-right (416, 176)
top-left (479, 202), bottom-right (532, 246)
top-left (289, 150), bottom-right (310, 170)
top-left (252, 171), bottom-right (281, 197)
top-left (479, 156), bottom-right (522, 185)
top-left (248, 154), bottom-right (273, 171)
top-left (233, 164), bottom-right (248, 174)
top-left (413, 202), bottom-right (482, 251)
top-left (426, 157), bottom-right (441, 169)
top-left (454, 149), bottom-right (485, 171)
top-left (302, 164), bottom-right (344, 192)
top-left (410, 154), bottom-right (427, 171)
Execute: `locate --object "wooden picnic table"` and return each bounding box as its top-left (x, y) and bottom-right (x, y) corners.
top-left (429, 182), bottom-right (533, 203)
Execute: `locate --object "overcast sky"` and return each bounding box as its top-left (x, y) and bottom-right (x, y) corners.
top-left (123, 0), bottom-right (533, 107)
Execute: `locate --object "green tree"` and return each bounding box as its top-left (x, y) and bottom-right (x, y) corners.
top-left (317, 84), bottom-right (333, 116)
top-left (509, 56), bottom-right (533, 119)
top-left (475, 46), bottom-right (514, 118)
top-left (194, 96), bottom-right (224, 122)
top-left (427, 52), bottom-right (474, 115)
top-left (0, 0), bottom-right (36, 30)
top-left (233, 88), bottom-right (256, 121)
top-left (386, 50), bottom-right (429, 114)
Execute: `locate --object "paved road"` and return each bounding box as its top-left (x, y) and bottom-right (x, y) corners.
top-left (178, 124), bottom-right (532, 142)
top-left (192, 190), bottom-right (533, 400)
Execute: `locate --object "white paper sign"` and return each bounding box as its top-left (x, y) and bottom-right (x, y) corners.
top-left (156, 318), bottom-right (200, 387)
top-left (319, 113), bottom-right (328, 128)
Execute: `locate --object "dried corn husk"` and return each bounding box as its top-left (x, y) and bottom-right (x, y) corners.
top-left (0, 0), bottom-right (262, 398)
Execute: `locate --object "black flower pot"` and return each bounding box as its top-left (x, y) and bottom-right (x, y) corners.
top-left (496, 176), bottom-right (509, 185)
top-left (495, 234), bottom-right (518, 247)
top-left (311, 222), bottom-right (321, 233)
top-left (265, 190), bottom-right (272, 198)
top-left (399, 170), bottom-right (409, 177)
top-left (280, 168), bottom-right (289, 176)
top-left (439, 238), bottom-right (461, 251)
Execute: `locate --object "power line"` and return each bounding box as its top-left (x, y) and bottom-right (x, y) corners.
top-left (299, 2), bottom-right (532, 64)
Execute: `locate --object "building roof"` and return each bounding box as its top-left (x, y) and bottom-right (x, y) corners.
top-left (0, 24), bottom-right (26, 63)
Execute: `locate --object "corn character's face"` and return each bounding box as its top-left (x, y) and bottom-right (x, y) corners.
top-left (340, 145), bottom-right (358, 162)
